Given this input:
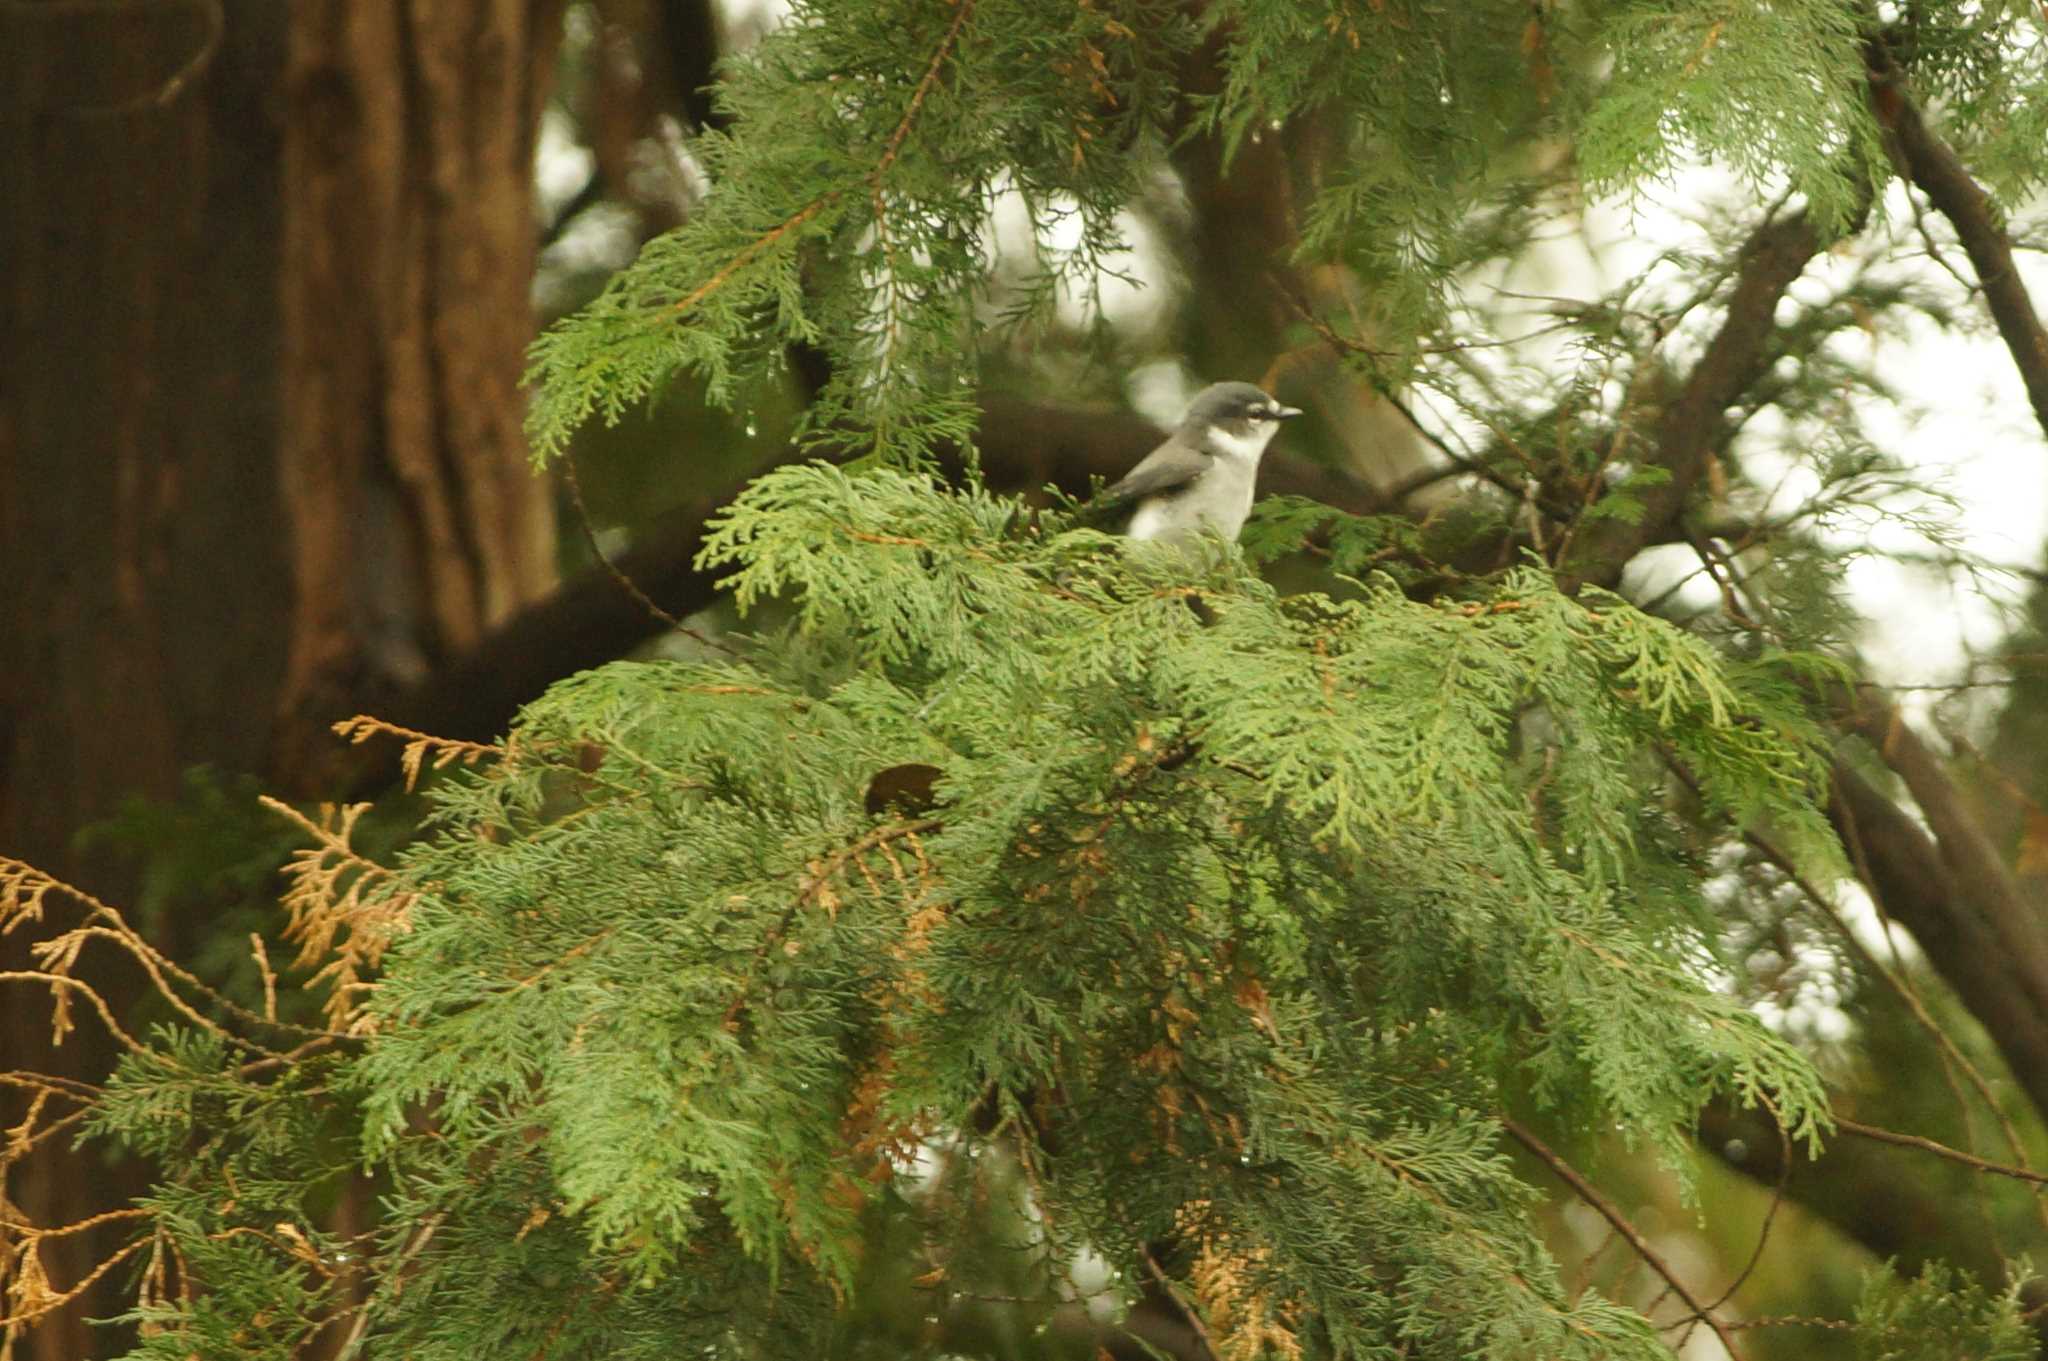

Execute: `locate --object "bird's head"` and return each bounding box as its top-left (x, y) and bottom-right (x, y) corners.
top-left (1180, 382), bottom-right (1303, 463)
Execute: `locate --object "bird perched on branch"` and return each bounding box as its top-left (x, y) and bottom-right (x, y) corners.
top-left (1101, 381), bottom-right (1302, 543)
top-left (881, 386), bottom-right (1296, 818)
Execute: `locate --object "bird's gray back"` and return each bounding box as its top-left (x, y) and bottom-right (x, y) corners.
top-left (1102, 433), bottom-right (1214, 504)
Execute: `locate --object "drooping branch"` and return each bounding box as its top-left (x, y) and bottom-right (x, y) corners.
top-left (1867, 39), bottom-right (2048, 441)
top-left (1503, 1117), bottom-right (1745, 1360)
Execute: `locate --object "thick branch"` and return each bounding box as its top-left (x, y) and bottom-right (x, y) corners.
top-left (1869, 40), bottom-right (2048, 441)
top-left (1558, 207), bottom-right (1837, 592)
top-left (372, 399), bottom-right (1382, 755)
top-left (1830, 696), bottom-right (2048, 1121)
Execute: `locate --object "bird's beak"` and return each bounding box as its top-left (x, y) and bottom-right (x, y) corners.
top-left (1272, 405), bottom-right (1303, 421)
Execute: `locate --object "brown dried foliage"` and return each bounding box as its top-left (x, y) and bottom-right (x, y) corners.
top-left (330, 714), bottom-right (504, 793)
top-left (1173, 1202), bottom-right (1304, 1361)
top-left (261, 797), bottom-right (421, 1032)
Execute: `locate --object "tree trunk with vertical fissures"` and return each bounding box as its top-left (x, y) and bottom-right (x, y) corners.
top-left (277, 1), bottom-right (561, 788)
top-left (0, 5), bottom-right (560, 1355)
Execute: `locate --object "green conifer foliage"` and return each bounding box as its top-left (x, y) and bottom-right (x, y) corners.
top-left (103, 468), bottom-right (1862, 1358)
top-left (25, 1), bottom-right (2048, 1358)
top-left (520, 0), bottom-right (1938, 465)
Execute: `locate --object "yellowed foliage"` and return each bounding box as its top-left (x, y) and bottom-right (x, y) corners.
top-left (261, 797), bottom-right (420, 1032)
top-left (1174, 1202), bottom-right (1304, 1361)
top-left (330, 714), bottom-right (504, 793)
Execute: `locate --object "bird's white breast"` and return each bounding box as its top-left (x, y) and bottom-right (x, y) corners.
top-left (1205, 421), bottom-right (1279, 465)
top-left (1127, 456), bottom-right (1259, 543)
top-left (1127, 419), bottom-right (1279, 544)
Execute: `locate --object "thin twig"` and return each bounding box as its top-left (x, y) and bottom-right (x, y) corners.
top-left (1683, 532), bottom-right (1762, 631)
top-left (1701, 1096), bottom-right (1792, 1313)
top-left (1827, 773), bottom-right (2048, 1233)
top-left (1559, 196), bottom-right (1862, 593)
top-left (0, 1070), bottom-right (98, 1102)
top-left (1693, 765), bottom-right (2047, 1197)
top-left (0, 1207), bottom-right (151, 1240)
top-left (873, 0), bottom-right (975, 181)
top-left (1724, 1315), bottom-right (1854, 1332)
top-left (561, 452), bottom-right (739, 650)
top-left (1502, 1116), bottom-right (1745, 1361)
top-left (721, 818), bottom-right (941, 1029)
top-left (3, 857), bottom-right (332, 1042)
top-left (2, 1097), bottom-right (92, 1169)
top-left (1142, 1246), bottom-right (1220, 1361)
top-left (332, 1211), bottom-right (446, 1359)
top-left (1276, 288), bottom-right (1555, 510)
top-left (672, 197), bottom-right (836, 316)
top-left (42, 925), bottom-right (285, 1058)
top-left (0, 972), bottom-right (148, 1053)
top-left (0, 1234), bottom-right (151, 1327)
top-left (1836, 1116), bottom-right (2048, 1186)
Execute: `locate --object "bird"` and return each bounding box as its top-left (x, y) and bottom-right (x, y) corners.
top-left (1103, 381), bottom-right (1302, 543)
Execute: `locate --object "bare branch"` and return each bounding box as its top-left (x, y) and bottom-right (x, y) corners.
top-left (1836, 1117), bottom-right (2048, 1187)
top-left (1557, 202), bottom-right (1857, 593)
top-left (1503, 1116), bottom-right (1745, 1360)
top-left (1868, 39), bottom-right (2048, 441)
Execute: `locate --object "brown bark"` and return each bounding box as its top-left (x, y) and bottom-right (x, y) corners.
top-left (0, 4), bottom-right (561, 1355)
top-left (2, 8), bottom-right (289, 1357)
top-left (277, 2), bottom-right (561, 787)
top-left (1556, 206), bottom-right (1839, 593)
top-left (1867, 39), bottom-right (2048, 442)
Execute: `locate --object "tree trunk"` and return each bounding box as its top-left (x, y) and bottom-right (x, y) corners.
top-left (278, 3), bottom-right (562, 783)
top-left (0, 4), bottom-right (561, 1355)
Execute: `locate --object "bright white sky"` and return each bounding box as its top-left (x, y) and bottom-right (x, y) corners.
top-left (1564, 174), bottom-right (2048, 704)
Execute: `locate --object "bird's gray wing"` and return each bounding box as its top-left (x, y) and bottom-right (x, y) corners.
top-left (1100, 436), bottom-right (1213, 504)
